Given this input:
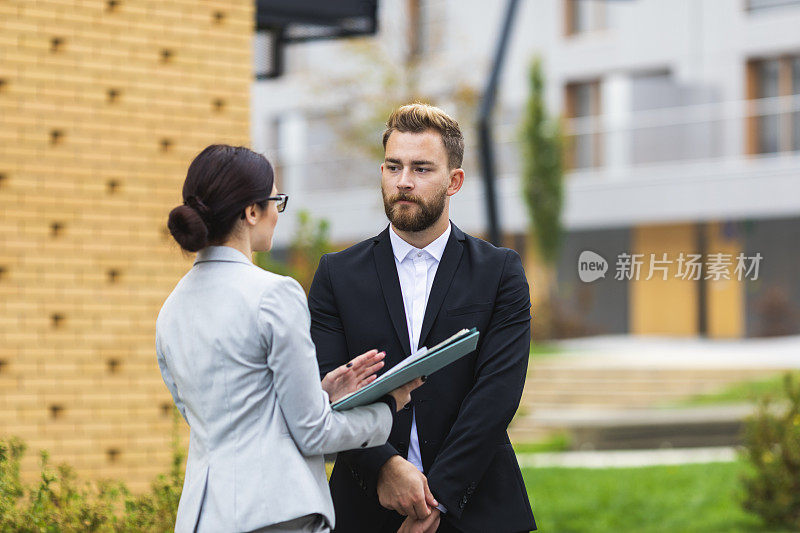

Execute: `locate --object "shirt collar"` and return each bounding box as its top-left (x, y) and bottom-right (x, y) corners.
top-left (194, 245), bottom-right (253, 265)
top-left (388, 222), bottom-right (451, 263)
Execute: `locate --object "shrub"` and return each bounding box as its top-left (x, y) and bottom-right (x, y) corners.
top-left (740, 371), bottom-right (800, 530)
top-left (0, 438), bottom-right (123, 531)
top-left (0, 411), bottom-right (184, 532)
top-left (118, 413), bottom-right (185, 532)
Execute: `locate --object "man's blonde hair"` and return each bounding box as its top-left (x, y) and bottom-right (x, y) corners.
top-left (382, 103), bottom-right (464, 169)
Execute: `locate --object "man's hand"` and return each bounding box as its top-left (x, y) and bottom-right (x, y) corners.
top-left (377, 456), bottom-right (438, 520)
top-left (398, 508), bottom-right (440, 533)
top-left (320, 349), bottom-right (385, 403)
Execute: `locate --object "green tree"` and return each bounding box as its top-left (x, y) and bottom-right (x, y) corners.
top-left (315, 40), bottom-right (480, 163)
top-left (520, 57), bottom-right (565, 339)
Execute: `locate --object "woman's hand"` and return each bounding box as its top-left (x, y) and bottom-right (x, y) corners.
top-left (322, 349), bottom-right (386, 404)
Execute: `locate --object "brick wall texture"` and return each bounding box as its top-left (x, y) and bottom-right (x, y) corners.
top-left (0, 0), bottom-right (253, 491)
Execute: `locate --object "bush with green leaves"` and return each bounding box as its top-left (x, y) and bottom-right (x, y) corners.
top-left (741, 371), bottom-right (800, 530)
top-left (254, 209), bottom-right (332, 292)
top-left (0, 412), bottom-right (185, 532)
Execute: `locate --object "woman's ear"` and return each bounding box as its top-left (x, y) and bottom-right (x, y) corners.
top-left (242, 203), bottom-right (260, 226)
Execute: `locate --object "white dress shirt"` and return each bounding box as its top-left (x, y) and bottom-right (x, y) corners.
top-left (389, 222), bottom-right (451, 512)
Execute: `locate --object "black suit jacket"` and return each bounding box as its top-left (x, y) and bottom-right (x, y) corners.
top-left (309, 223), bottom-right (536, 533)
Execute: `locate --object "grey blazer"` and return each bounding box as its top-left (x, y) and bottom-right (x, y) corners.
top-left (156, 246), bottom-right (392, 533)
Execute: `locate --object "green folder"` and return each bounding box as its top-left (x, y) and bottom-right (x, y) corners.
top-left (331, 327), bottom-right (480, 411)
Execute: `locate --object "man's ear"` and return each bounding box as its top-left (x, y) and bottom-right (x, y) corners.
top-left (447, 168), bottom-right (465, 196)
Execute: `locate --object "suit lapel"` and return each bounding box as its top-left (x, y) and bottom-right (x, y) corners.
top-left (372, 229), bottom-right (412, 359)
top-left (418, 224), bottom-right (465, 348)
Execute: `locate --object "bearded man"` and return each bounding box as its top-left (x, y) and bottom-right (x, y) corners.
top-left (309, 103), bottom-right (536, 533)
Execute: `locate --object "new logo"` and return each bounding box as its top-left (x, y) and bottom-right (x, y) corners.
top-left (578, 251), bottom-right (608, 282)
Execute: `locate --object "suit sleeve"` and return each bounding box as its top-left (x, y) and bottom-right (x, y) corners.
top-left (155, 333), bottom-right (189, 424)
top-left (261, 275), bottom-right (393, 456)
top-left (426, 249), bottom-right (531, 520)
top-left (309, 254), bottom-right (401, 492)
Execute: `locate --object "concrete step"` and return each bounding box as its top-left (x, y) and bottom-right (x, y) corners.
top-left (522, 383), bottom-right (736, 397)
top-left (517, 447), bottom-right (738, 468)
top-left (527, 366), bottom-right (778, 381)
top-left (516, 405), bottom-right (755, 451)
top-left (519, 367), bottom-right (780, 405)
top-left (520, 391), bottom-right (693, 406)
top-left (509, 362), bottom-right (788, 445)
top-left (523, 374), bottom-right (771, 386)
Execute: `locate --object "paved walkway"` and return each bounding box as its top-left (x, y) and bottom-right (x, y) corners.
top-left (531, 403), bottom-right (755, 426)
top-left (547, 334), bottom-right (800, 369)
top-left (517, 446), bottom-right (738, 469)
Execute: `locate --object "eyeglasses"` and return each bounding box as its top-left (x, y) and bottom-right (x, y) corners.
top-left (267, 193), bottom-right (289, 213)
top-left (241, 194), bottom-right (289, 219)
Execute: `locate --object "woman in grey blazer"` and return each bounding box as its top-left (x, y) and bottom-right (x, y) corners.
top-left (157, 145), bottom-right (420, 533)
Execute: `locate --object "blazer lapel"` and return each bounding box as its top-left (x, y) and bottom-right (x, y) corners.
top-left (372, 229), bottom-right (412, 359)
top-left (418, 223), bottom-right (465, 348)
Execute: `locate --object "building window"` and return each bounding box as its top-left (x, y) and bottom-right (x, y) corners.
top-left (747, 55), bottom-right (800, 154)
top-left (565, 0), bottom-right (607, 36)
top-left (747, 0), bottom-right (800, 13)
top-left (565, 80), bottom-right (602, 169)
top-left (629, 71), bottom-right (723, 165)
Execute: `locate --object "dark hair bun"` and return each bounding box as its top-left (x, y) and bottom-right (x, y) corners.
top-left (168, 204), bottom-right (209, 252)
top-left (171, 145), bottom-right (275, 251)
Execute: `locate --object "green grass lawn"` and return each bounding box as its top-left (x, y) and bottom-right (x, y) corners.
top-left (513, 432), bottom-right (571, 455)
top-left (673, 371), bottom-right (800, 407)
top-left (529, 343), bottom-right (564, 362)
top-left (522, 461), bottom-right (792, 532)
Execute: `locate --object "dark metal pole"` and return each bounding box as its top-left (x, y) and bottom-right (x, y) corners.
top-left (478, 0), bottom-right (520, 247)
top-left (696, 222), bottom-right (707, 337)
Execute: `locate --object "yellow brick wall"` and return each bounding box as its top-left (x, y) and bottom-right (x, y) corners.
top-left (0, 0), bottom-right (252, 491)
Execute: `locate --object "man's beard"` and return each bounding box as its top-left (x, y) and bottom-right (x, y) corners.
top-left (382, 187), bottom-right (447, 233)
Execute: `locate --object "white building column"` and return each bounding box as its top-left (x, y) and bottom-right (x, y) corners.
top-left (602, 73), bottom-right (632, 178)
top-left (279, 111), bottom-right (306, 196)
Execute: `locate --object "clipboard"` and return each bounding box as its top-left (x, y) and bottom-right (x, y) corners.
top-left (331, 328), bottom-right (480, 411)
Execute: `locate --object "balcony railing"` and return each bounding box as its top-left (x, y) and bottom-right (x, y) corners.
top-left (263, 95), bottom-right (800, 195)
top-left (557, 94), bottom-right (800, 176)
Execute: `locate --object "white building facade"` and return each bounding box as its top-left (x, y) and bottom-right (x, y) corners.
top-left (253, 0), bottom-right (800, 338)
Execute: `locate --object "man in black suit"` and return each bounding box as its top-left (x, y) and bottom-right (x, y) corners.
top-left (309, 103), bottom-right (536, 533)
